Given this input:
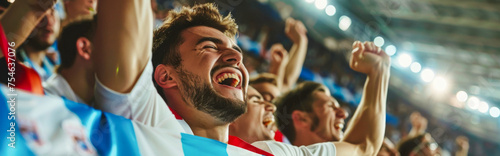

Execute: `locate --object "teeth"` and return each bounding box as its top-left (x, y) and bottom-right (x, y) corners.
top-left (335, 123), bottom-right (344, 129)
top-left (263, 117), bottom-right (275, 127)
top-left (216, 73), bottom-right (240, 87)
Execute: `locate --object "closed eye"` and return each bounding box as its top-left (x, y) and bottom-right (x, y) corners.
top-left (203, 45), bottom-right (218, 50)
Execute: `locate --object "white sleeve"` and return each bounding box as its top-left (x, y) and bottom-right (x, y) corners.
top-left (94, 59), bottom-right (183, 132)
top-left (252, 141), bottom-right (336, 156)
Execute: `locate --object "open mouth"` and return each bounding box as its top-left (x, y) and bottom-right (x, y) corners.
top-left (215, 72), bottom-right (241, 88)
top-left (262, 116), bottom-right (275, 129)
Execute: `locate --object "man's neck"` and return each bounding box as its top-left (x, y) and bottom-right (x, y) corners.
top-left (24, 45), bottom-right (46, 66)
top-left (190, 123), bottom-right (229, 142)
top-left (60, 65), bottom-right (94, 104)
top-left (183, 108), bottom-right (230, 142)
top-left (166, 95), bottom-right (230, 142)
top-left (228, 125), bottom-right (258, 143)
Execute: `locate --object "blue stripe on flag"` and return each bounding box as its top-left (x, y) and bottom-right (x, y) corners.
top-left (63, 98), bottom-right (141, 156)
top-left (181, 133), bottom-right (229, 156)
top-left (0, 89), bottom-right (34, 156)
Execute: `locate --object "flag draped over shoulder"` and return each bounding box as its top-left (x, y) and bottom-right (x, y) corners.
top-left (0, 87), bottom-right (271, 156)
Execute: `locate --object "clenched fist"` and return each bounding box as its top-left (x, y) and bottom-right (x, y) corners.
top-left (285, 18), bottom-right (307, 44)
top-left (349, 41), bottom-right (391, 77)
top-left (270, 43), bottom-right (289, 66)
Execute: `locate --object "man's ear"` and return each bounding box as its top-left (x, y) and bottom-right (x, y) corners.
top-left (292, 110), bottom-right (311, 128)
top-left (76, 37), bottom-right (92, 60)
top-left (154, 64), bottom-right (177, 89)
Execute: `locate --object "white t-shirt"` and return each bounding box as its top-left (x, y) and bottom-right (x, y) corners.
top-left (94, 60), bottom-right (191, 133)
top-left (43, 74), bottom-right (86, 104)
top-left (252, 141), bottom-right (336, 156)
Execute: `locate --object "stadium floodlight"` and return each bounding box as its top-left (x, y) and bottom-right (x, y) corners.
top-left (467, 96), bottom-right (479, 110)
top-left (397, 53), bottom-right (412, 68)
top-left (478, 101), bottom-right (489, 113)
top-left (410, 62), bottom-right (421, 73)
top-left (456, 91), bottom-right (468, 102)
top-left (385, 45), bottom-right (396, 56)
top-left (339, 16), bottom-right (351, 31)
top-left (374, 36), bottom-right (384, 47)
top-left (325, 5), bottom-right (336, 16)
top-left (315, 0), bottom-right (327, 10)
top-left (420, 68), bottom-right (434, 82)
top-left (490, 107), bottom-right (500, 118)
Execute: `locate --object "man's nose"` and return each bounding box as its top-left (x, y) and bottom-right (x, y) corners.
top-left (220, 48), bottom-right (242, 66)
top-left (264, 101), bottom-right (276, 113)
top-left (335, 107), bottom-right (348, 119)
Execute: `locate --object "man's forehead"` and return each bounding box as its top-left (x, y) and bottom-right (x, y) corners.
top-left (313, 88), bottom-right (338, 106)
top-left (182, 26), bottom-right (237, 43)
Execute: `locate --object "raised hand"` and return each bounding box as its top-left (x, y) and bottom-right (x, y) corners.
top-left (284, 18), bottom-right (307, 44)
top-left (410, 112), bottom-right (428, 132)
top-left (270, 43), bottom-right (289, 66)
top-left (22, 0), bottom-right (56, 12)
top-left (349, 41), bottom-right (391, 77)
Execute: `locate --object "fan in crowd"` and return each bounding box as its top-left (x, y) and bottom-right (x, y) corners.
top-left (1, 0), bottom-right (393, 155)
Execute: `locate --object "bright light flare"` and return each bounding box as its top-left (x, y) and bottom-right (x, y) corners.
top-left (478, 101), bottom-right (489, 113)
top-left (420, 69), bottom-right (434, 82)
top-left (467, 96), bottom-right (479, 110)
top-left (410, 62), bottom-right (421, 73)
top-left (385, 45), bottom-right (396, 56)
top-left (432, 76), bottom-right (448, 92)
top-left (325, 5), bottom-right (336, 16)
top-left (456, 91), bottom-right (468, 102)
top-left (374, 36), bottom-right (385, 47)
top-left (315, 0), bottom-right (327, 10)
top-left (490, 107), bottom-right (500, 118)
top-left (397, 53), bottom-right (412, 68)
top-left (339, 16), bottom-right (351, 31)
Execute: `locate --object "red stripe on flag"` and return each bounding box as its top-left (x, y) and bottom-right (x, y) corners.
top-left (0, 24), bottom-right (44, 95)
top-left (274, 130), bottom-right (284, 142)
top-left (228, 135), bottom-right (274, 156)
top-left (168, 106), bottom-right (183, 120)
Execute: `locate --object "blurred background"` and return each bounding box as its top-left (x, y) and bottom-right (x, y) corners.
top-left (2, 0), bottom-right (500, 155)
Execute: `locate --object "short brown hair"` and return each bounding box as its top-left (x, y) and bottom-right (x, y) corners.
top-left (152, 3), bottom-right (238, 97)
top-left (57, 15), bottom-right (96, 72)
top-left (274, 81), bottom-right (323, 143)
top-left (249, 73), bottom-right (278, 87)
top-left (152, 3), bottom-right (238, 69)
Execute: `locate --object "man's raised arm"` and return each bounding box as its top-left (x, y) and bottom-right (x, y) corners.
top-left (334, 41), bottom-right (391, 155)
top-left (282, 18), bottom-right (308, 92)
top-left (93, 0), bottom-right (153, 93)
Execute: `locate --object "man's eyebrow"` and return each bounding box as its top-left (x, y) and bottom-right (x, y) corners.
top-left (232, 45), bottom-right (242, 53)
top-left (196, 37), bottom-right (223, 45)
top-left (196, 37), bottom-right (242, 53)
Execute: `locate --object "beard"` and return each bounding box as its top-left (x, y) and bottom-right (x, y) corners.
top-left (26, 31), bottom-right (54, 51)
top-left (176, 66), bottom-right (246, 123)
